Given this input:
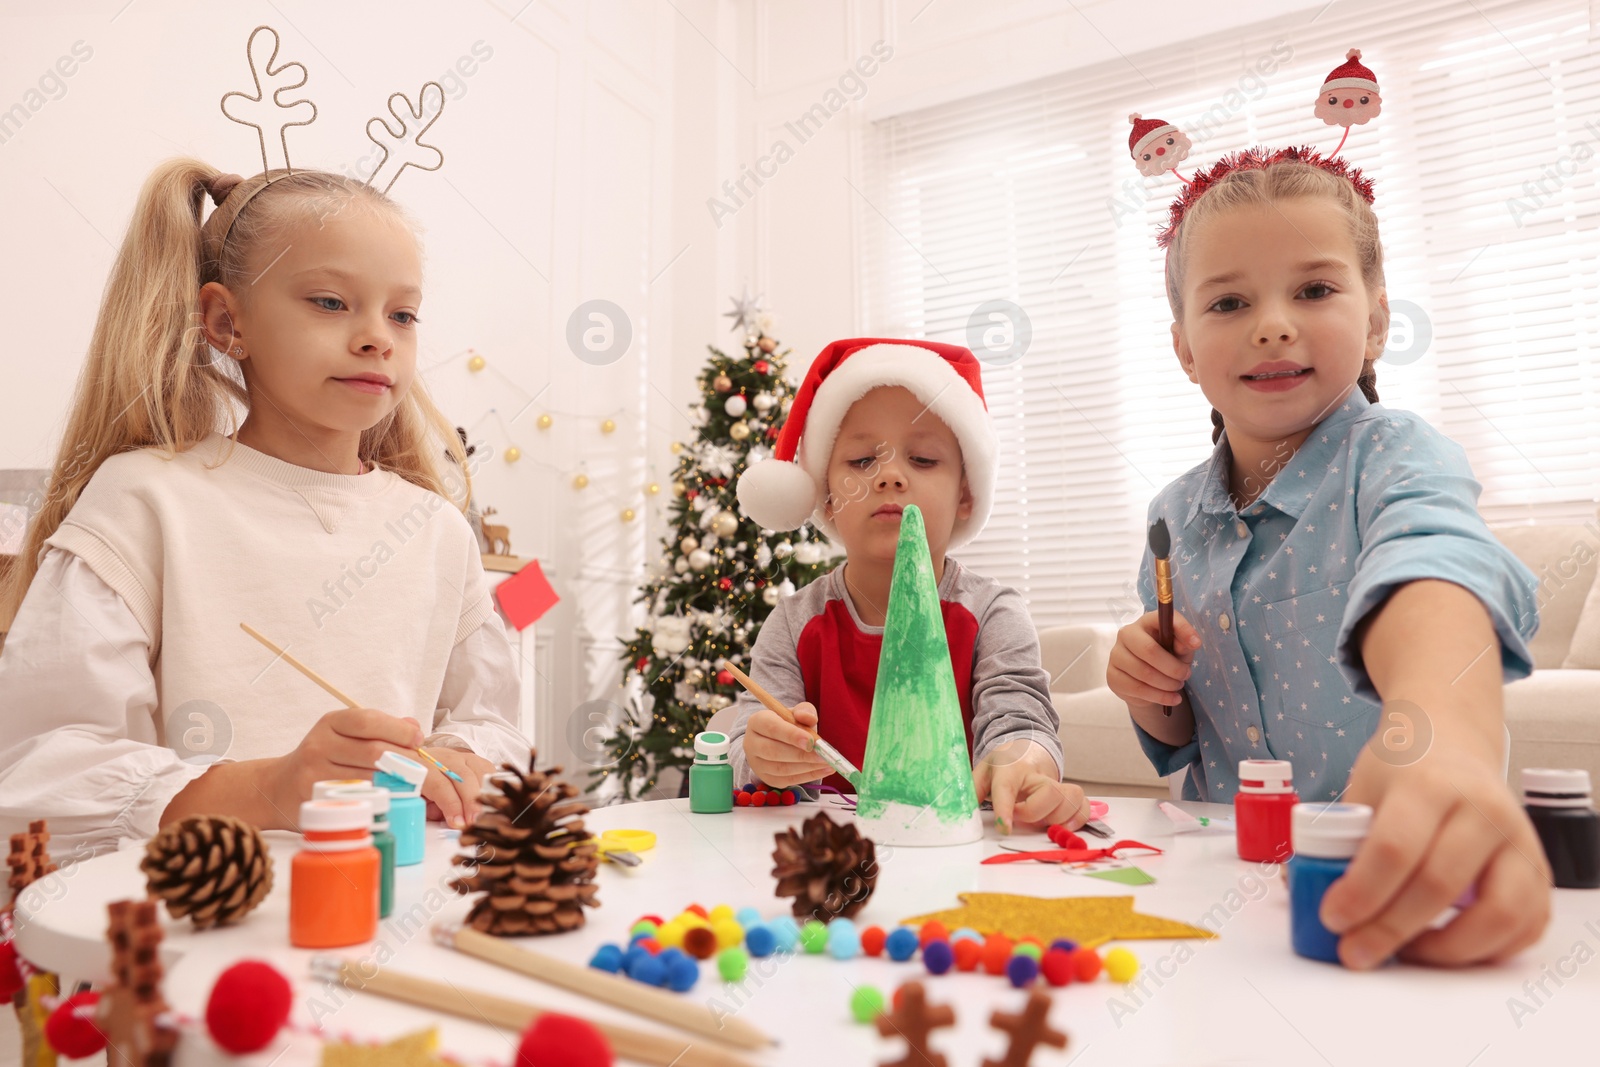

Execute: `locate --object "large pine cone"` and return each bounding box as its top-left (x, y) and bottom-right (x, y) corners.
top-left (450, 752), bottom-right (601, 936)
top-left (140, 815), bottom-right (273, 929)
top-left (772, 812), bottom-right (878, 922)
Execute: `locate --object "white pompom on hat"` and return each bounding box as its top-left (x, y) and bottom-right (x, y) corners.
top-left (736, 337), bottom-right (997, 549)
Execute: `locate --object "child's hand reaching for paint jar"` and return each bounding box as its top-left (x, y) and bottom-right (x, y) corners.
top-left (975, 738), bottom-right (1091, 833)
top-left (743, 702), bottom-right (833, 789)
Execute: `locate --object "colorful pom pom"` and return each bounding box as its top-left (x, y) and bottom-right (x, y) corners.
top-left (665, 954), bottom-right (700, 992)
top-left (885, 927), bottom-right (919, 962)
top-left (981, 936), bottom-right (1014, 975)
top-left (1105, 947), bottom-right (1139, 983)
top-left (953, 939), bottom-right (983, 972)
top-left (950, 927), bottom-right (983, 944)
top-left (518, 1013), bottom-right (613, 1067)
top-left (736, 907), bottom-right (763, 928)
top-left (686, 903), bottom-right (709, 918)
top-left (768, 916), bottom-right (800, 953)
top-left (712, 919), bottom-right (745, 950)
top-left (734, 792), bottom-right (751, 806)
top-left (850, 985), bottom-right (886, 1024)
top-left (1012, 942), bottom-right (1042, 961)
top-left (1041, 948), bottom-right (1075, 987)
top-left (800, 920), bottom-right (829, 954)
top-left (205, 960), bottom-right (292, 1055)
top-left (781, 790), bottom-right (798, 806)
top-left (1072, 947), bottom-right (1103, 982)
top-left (918, 921), bottom-right (948, 947)
top-left (717, 947), bottom-right (749, 983)
top-left (746, 924), bottom-right (777, 958)
top-left (44, 991), bottom-right (106, 1058)
top-left (922, 940), bottom-right (954, 975)
top-left (1006, 954), bottom-right (1040, 988)
top-left (861, 925), bottom-right (888, 957)
top-left (709, 904), bottom-right (735, 922)
top-left (630, 955), bottom-right (667, 987)
top-left (589, 944), bottom-right (624, 973)
top-left (683, 926), bottom-right (719, 960)
top-left (0, 942), bottom-right (23, 1003)
top-left (1049, 938), bottom-right (1078, 954)
top-left (827, 918), bottom-right (860, 960)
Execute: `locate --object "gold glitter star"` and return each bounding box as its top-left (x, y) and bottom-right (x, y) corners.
top-left (320, 1028), bottom-right (449, 1067)
top-left (902, 894), bottom-right (1216, 945)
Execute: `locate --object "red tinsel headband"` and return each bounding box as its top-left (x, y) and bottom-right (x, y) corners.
top-left (1133, 48), bottom-right (1383, 248)
top-left (1155, 146), bottom-right (1375, 248)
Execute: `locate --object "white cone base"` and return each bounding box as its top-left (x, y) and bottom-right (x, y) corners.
top-left (855, 800), bottom-right (983, 847)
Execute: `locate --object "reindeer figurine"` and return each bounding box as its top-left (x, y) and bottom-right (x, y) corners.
top-left (480, 507), bottom-right (513, 557)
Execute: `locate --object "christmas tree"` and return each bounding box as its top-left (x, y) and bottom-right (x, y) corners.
top-left (599, 296), bottom-right (829, 798)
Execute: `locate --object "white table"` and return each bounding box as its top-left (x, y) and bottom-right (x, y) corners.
top-left (14, 797), bottom-right (1600, 1065)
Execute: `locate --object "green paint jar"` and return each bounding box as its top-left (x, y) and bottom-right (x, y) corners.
top-left (690, 732), bottom-right (734, 813)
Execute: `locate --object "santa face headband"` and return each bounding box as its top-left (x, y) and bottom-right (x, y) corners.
top-left (1131, 48), bottom-right (1382, 249)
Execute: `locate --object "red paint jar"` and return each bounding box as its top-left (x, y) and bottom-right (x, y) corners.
top-left (290, 800), bottom-right (380, 948)
top-left (1235, 759), bottom-right (1298, 863)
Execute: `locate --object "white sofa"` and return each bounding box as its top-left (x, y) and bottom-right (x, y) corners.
top-left (1041, 520), bottom-right (1600, 797)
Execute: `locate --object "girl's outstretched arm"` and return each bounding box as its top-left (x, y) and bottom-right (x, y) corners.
top-left (1323, 578), bottom-right (1551, 968)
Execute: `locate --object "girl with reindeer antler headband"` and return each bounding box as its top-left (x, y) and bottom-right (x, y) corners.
top-left (0, 25), bottom-right (527, 856)
top-left (1106, 51), bottom-right (1549, 970)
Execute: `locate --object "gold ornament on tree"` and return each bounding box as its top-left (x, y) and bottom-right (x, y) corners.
top-left (140, 814), bottom-right (274, 929)
top-left (449, 752), bottom-right (601, 935)
top-left (672, 481), bottom-right (686, 497)
top-left (729, 422), bottom-right (751, 442)
top-left (711, 511), bottom-right (739, 538)
top-left (713, 374), bottom-right (733, 393)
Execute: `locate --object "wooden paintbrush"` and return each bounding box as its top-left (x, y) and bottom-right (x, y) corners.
top-left (1148, 519), bottom-right (1175, 717)
top-left (719, 661), bottom-right (860, 785)
top-left (239, 622), bottom-right (464, 782)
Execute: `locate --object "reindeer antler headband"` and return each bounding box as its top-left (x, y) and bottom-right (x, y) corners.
top-left (1132, 48), bottom-right (1383, 248)
top-left (203, 24), bottom-right (448, 267)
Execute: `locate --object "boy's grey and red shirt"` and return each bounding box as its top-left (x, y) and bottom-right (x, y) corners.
top-left (725, 557), bottom-right (1064, 790)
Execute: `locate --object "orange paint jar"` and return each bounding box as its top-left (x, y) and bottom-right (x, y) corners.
top-left (290, 799), bottom-right (379, 948)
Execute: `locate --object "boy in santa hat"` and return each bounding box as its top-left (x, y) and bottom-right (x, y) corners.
top-left (730, 338), bottom-right (1090, 832)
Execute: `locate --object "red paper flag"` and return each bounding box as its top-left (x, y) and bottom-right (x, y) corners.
top-left (494, 559), bottom-right (559, 630)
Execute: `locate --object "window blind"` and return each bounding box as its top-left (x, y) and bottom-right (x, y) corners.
top-left (860, 0), bottom-right (1600, 627)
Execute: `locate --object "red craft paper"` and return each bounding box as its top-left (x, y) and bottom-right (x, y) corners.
top-left (981, 839), bottom-right (1164, 866)
top-left (494, 559), bottom-right (559, 630)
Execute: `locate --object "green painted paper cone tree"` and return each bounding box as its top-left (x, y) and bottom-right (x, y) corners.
top-left (855, 504), bottom-right (982, 846)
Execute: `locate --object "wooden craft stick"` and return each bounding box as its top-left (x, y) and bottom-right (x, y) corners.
top-left (314, 957), bottom-right (757, 1067)
top-left (434, 923), bottom-right (773, 1051)
top-left (239, 623), bottom-right (360, 708)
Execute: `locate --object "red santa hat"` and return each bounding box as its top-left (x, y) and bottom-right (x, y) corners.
top-left (1320, 49), bottom-right (1379, 94)
top-left (736, 338), bottom-right (997, 549)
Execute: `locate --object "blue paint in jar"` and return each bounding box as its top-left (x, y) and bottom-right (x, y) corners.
top-left (1287, 802), bottom-right (1372, 964)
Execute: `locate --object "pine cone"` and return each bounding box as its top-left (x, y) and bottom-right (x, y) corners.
top-left (772, 811), bottom-right (878, 922)
top-left (140, 815), bottom-right (273, 929)
top-left (450, 751), bottom-right (601, 936)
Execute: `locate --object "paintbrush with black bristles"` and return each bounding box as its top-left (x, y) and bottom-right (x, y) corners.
top-left (1148, 518), bottom-right (1176, 717)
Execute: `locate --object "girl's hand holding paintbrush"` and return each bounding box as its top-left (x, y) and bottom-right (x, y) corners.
top-left (1108, 609), bottom-right (1203, 748)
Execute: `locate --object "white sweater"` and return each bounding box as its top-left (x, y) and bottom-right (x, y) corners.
top-left (0, 433), bottom-right (529, 855)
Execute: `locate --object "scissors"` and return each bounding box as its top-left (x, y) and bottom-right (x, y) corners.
top-left (596, 828), bottom-right (656, 867)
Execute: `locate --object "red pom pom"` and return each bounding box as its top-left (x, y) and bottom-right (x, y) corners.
top-left (518, 1013), bottom-right (612, 1067)
top-left (780, 791), bottom-right (797, 806)
top-left (861, 926), bottom-right (887, 957)
top-left (637, 938), bottom-right (661, 955)
top-left (1072, 948), bottom-right (1103, 982)
top-left (953, 939), bottom-right (983, 972)
top-left (750, 793), bottom-right (767, 807)
top-left (683, 927), bottom-right (719, 960)
top-left (734, 792), bottom-right (751, 806)
top-left (44, 991), bottom-right (106, 1058)
top-left (1040, 949), bottom-right (1075, 987)
top-left (918, 921), bottom-right (948, 947)
top-left (206, 960), bottom-right (292, 1054)
top-left (685, 903), bottom-right (708, 919)
top-left (636, 914), bottom-right (665, 928)
top-left (0, 941), bottom-right (24, 1001)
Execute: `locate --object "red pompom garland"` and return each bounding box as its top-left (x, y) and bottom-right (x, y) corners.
top-left (206, 960), bottom-right (293, 1054)
top-left (44, 991), bottom-right (107, 1058)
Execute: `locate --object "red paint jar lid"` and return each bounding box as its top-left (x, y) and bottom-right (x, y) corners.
top-left (1237, 759), bottom-right (1294, 794)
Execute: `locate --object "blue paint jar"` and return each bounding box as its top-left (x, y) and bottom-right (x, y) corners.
top-left (1287, 802), bottom-right (1372, 964)
top-left (375, 751), bottom-right (428, 867)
